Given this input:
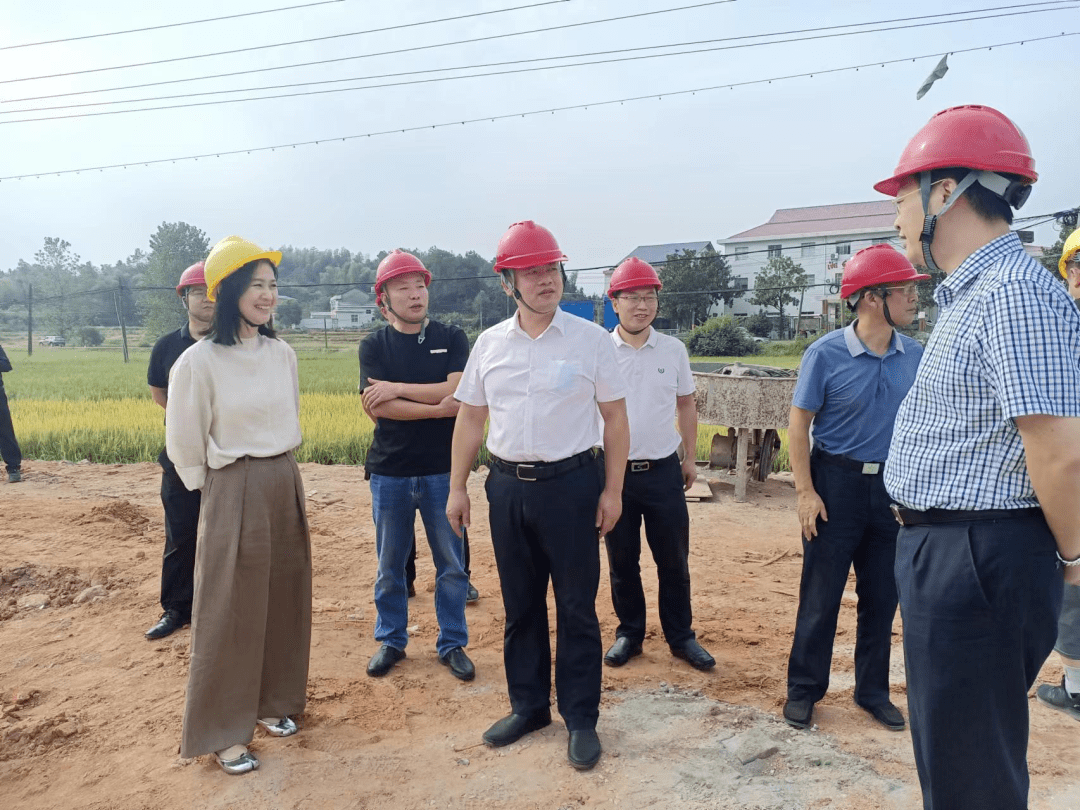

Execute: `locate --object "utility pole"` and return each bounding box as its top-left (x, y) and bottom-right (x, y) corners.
top-left (27, 283), bottom-right (33, 356)
top-left (114, 279), bottom-right (130, 362)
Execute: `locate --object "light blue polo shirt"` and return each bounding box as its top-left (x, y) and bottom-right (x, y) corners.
top-left (792, 322), bottom-right (923, 463)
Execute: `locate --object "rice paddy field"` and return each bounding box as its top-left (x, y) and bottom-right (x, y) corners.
top-left (1, 341), bottom-right (798, 469)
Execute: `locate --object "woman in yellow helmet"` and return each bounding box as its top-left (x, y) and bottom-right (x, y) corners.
top-left (165, 236), bottom-right (312, 774)
top-left (1059, 227), bottom-right (1080, 299)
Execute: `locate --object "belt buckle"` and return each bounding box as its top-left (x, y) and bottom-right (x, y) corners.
top-left (515, 464), bottom-right (537, 482)
top-left (630, 461), bottom-right (650, 472)
top-left (889, 503), bottom-right (905, 526)
top-left (861, 462), bottom-right (880, 475)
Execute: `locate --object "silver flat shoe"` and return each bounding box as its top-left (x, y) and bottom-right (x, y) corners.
top-left (256, 716), bottom-right (298, 737)
top-left (215, 751), bottom-right (259, 775)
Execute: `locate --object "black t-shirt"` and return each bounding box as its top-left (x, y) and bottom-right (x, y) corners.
top-left (359, 320), bottom-right (469, 477)
top-left (148, 324), bottom-right (197, 468)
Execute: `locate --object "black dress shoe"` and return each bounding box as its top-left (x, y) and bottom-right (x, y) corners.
top-left (783, 699), bottom-right (815, 729)
top-left (366, 644), bottom-right (406, 677)
top-left (856, 700), bottom-right (906, 731)
top-left (567, 729), bottom-right (602, 770)
top-left (145, 609), bottom-right (188, 640)
top-left (439, 647), bottom-right (476, 681)
top-left (603, 637), bottom-right (643, 667)
top-left (466, 582), bottom-right (480, 603)
top-left (482, 711), bottom-right (552, 747)
top-left (670, 638), bottom-right (716, 671)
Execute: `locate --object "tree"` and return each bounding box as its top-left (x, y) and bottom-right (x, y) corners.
top-left (33, 238), bottom-right (85, 338)
top-left (275, 298), bottom-right (302, 327)
top-left (140, 222), bottom-right (210, 341)
top-left (750, 256), bottom-right (808, 339)
top-left (658, 246), bottom-right (738, 331)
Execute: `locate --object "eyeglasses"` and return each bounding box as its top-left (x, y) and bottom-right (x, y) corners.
top-left (185, 289), bottom-right (210, 300)
top-left (619, 294), bottom-right (659, 305)
top-left (893, 179), bottom-right (947, 215)
top-left (880, 284), bottom-right (919, 298)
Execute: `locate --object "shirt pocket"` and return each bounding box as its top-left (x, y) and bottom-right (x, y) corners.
top-left (542, 359), bottom-right (585, 394)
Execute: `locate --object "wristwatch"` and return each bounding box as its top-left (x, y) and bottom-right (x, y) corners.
top-left (1057, 549), bottom-right (1080, 568)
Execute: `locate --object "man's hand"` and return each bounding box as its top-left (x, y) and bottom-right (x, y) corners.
top-left (681, 457), bottom-right (697, 490)
top-left (446, 487), bottom-right (471, 538)
top-left (797, 489), bottom-right (828, 540)
top-left (437, 393), bottom-right (461, 419)
top-left (595, 487), bottom-right (622, 537)
top-left (362, 378), bottom-right (402, 410)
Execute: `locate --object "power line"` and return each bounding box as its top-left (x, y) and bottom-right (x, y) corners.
top-left (0, 0), bottom-right (726, 86)
top-left (3, 31), bottom-right (1072, 182)
top-left (0, 0), bottom-right (348, 50)
top-left (5, 1), bottom-right (1067, 106)
top-left (4, 3), bottom-right (1075, 118)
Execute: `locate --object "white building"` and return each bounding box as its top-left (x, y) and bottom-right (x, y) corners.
top-left (298, 288), bottom-right (379, 331)
top-left (716, 201), bottom-right (899, 330)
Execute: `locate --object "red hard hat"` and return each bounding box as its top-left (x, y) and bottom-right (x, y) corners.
top-left (874, 105), bottom-right (1037, 198)
top-left (608, 257), bottom-right (662, 299)
top-left (374, 250), bottom-right (431, 304)
top-left (839, 244), bottom-right (930, 300)
top-left (175, 261), bottom-right (207, 296)
top-left (493, 221), bottom-right (567, 272)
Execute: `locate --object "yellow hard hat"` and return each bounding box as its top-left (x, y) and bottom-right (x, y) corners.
top-left (1060, 228), bottom-right (1080, 278)
top-left (204, 235), bottom-right (283, 301)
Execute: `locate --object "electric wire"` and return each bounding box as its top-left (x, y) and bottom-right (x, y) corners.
top-left (4, 0), bottom-right (1067, 102)
top-left (3, 2), bottom-right (1076, 116)
top-left (2, 31), bottom-right (1073, 181)
top-left (0, 0), bottom-right (348, 50)
top-left (0, 1), bottom-right (727, 85)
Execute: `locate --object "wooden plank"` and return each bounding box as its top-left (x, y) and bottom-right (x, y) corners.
top-left (684, 479), bottom-right (713, 501)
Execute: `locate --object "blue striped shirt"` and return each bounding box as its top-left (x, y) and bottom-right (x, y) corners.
top-left (885, 232), bottom-right (1080, 510)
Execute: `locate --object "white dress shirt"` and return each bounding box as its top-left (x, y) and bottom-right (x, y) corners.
top-left (165, 335), bottom-right (302, 491)
top-left (607, 326), bottom-right (695, 461)
top-left (455, 307), bottom-right (627, 462)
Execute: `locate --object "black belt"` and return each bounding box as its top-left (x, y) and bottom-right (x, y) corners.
top-left (812, 449), bottom-right (884, 475)
top-left (491, 450), bottom-right (594, 482)
top-left (890, 504), bottom-right (1043, 527)
top-left (626, 453), bottom-right (679, 473)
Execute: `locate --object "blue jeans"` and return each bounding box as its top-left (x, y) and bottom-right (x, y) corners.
top-left (370, 473), bottom-right (468, 656)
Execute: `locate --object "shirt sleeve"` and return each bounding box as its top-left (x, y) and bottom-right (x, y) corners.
top-left (982, 280), bottom-right (1080, 420)
top-left (147, 337), bottom-right (168, 387)
top-left (165, 351), bottom-right (212, 491)
top-left (358, 334), bottom-right (386, 394)
top-left (593, 332), bottom-right (628, 403)
top-left (675, 341), bottom-right (695, 397)
top-left (287, 343), bottom-right (301, 432)
top-left (447, 326), bottom-right (470, 374)
top-left (454, 334), bottom-right (488, 406)
top-left (791, 343), bottom-right (827, 414)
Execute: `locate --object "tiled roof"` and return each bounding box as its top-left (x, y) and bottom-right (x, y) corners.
top-left (620, 242), bottom-right (714, 265)
top-left (725, 201), bottom-right (895, 241)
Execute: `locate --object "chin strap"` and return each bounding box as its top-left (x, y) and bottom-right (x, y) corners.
top-left (918, 170), bottom-right (1004, 273)
top-left (503, 267), bottom-right (564, 316)
top-left (383, 290), bottom-right (428, 342)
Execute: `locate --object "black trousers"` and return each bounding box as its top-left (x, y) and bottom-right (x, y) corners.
top-left (603, 453), bottom-right (695, 647)
top-left (406, 529), bottom-right (471, 587)
top-left (786, 457), bottom-right (899, 707)
top-left (485, 459), bottom-right (602, 731)
top-left (896, 511), bottom-right (1062, 810)
top-left (0, 386), bottom-right (22, 473)
top-left (159, 463), bottom-right (202, 619)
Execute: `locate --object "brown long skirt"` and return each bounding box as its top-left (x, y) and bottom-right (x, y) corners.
top-left (180, 452), bottom-right (312, 758)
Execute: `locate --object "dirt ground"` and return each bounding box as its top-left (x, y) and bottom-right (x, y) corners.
top-left (1, 461), bottom-right (1078, 810)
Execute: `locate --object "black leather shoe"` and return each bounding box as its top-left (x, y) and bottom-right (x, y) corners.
top-left (145, 609), bottom-right (188, 640)
top-left (856, 700), bottom-right (906, 731)
top-left (439, 647), bottom-right (475, 681)
top-left (603, 637), bottom-right (643, 667)
top-left (783, 699), bottom-right (815, 729)
top-left (366, 644), bottom-right (406, 677)
top-left (482, 711), bottom-right (552, 747)
top-left (670, 639), bottom-right (715, 671)
top-left (567, 729), bottom-right (602, 770)
top-left (466, 582), bottom-right (480, 603)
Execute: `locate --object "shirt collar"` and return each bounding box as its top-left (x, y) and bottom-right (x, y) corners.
top-left (180, 322), bottom-right (194, 341)
top-left (843, 319), bottom-right (904, 358)
top-left (507, 305), bottom-right (568, 339)
top-left (611, 324), bottom-right (657, 348)
top-left (934, 231), bottom-right (1023, 308)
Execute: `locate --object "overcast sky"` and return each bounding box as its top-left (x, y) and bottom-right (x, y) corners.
top-left (1, 0), bottom-right (1076, 292)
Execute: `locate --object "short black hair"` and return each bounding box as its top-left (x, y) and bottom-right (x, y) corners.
top-left (930, 168), bottom-right (1016, 226)
top-left (209, 259), bottom-right (278, 346)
